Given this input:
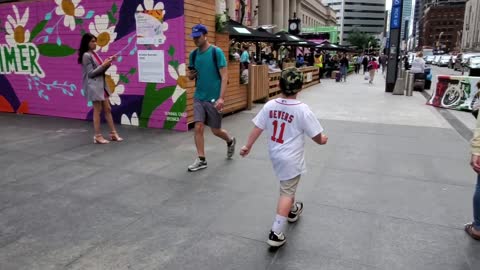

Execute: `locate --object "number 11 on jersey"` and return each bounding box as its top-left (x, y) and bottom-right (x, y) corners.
top-left (271, 120), bottom-right (285, 144)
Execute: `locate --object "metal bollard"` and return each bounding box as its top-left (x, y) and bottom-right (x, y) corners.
top-left (404, 70), bottom-right (410, 91)
top-left (406, 73), bottom-right (414, 96)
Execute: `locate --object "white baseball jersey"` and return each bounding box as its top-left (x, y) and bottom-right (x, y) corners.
top-left (253, 98), bottom-right (324, 181)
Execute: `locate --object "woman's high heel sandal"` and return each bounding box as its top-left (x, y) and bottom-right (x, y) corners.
top-left (109, 131), bottom-right (123, 142)
top-left (94, 134), bottom-right (109, 144)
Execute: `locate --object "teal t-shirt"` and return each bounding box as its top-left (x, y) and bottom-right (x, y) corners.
top-left (189, 46), bottom-right (227, 102)
top-left (240, 50), bottom-right (250, 63)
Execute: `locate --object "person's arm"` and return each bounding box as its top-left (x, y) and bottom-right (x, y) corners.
top-left (215, 49), bottom-right (228, 111)
top-left (187, 51), bottom-right (197, 80)
top-left (471, 115), bottom-right (480, 173)
top-left (240, 126), bottom-right (263, 157)
top-left (312, 133), bottom-right (328, 145)
top-left (83, 53), bottom-right (111, 78)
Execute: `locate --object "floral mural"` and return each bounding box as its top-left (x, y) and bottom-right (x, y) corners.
top-left (0, 0), bottom-right (187, 131)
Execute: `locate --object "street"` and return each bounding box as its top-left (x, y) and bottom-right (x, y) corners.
top-left (1, 70), bottom-right (480, 270)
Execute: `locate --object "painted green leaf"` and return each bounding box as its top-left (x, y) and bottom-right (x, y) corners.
top-left (107, 11), bottom-right (117, 24)
top-left (168, 45), bottom-right (175, 57)
top-left (128, 67), bottom-right (137, 75)
top-left (139, 84), bottom-right (176, 128)
top-left (80, 29), bottom-right (86, 36)
top-left (169, 60), bottom-right (179, 70)
top-left (29, 20), bottom-right (48, 42)
top-left (119, 74), bottom-right (129, 83)
top-left (75, 18), bottom-right (83, 25)
top-left (37, 43), bottom-right (76, 57)
top-left (163, 92), bottom-right (187, 130)
top-left (112, 3), bottom-right (118, 14)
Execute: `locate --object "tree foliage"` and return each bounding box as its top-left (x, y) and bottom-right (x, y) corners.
top-left (347, 29), bottom-right (379, 50)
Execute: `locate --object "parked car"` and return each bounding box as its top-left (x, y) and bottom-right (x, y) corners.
top-left (465, 56), bottom-right (480, 76)
top-left (455, 53), bottom-right (480, 73)
top-left (425, 55), bottom-right (435, 64)
top-left (433, 55), bottom-right (442, 65)
top-left (438, 55), bottom-right (451, 67)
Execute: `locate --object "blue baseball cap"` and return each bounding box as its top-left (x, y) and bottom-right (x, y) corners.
top-left (191, 24), bottom-right (208, 38)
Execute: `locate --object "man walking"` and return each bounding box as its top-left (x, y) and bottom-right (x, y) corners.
top-left (187, 24), bottom-right (236, 172)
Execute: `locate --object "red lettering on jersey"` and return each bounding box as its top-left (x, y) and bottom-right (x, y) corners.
top-left (288, 115), bottom-right (294, 123)
top-left (269, 110), bottom-right (273, 118)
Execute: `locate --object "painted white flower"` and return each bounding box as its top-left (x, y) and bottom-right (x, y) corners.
top-left (136, 0), bottom-right (168, 46)
top-left (89, 15), bottom-right (117, 52)
top-left (121, 113), bottom-right (139, 126)
top-left (55, 0), bottom-right (85, 31)
top-left (5, 5), bottom-right (30, 47)
top-left (105, 65), bottom-right (124, 106)
top-left (136, 0), bottom-right (165, 17)
top-left (168, 63), bottom-right (187, 103)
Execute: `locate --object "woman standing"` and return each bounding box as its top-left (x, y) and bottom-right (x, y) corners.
top-left (466, 81), bottom-right (480, 240)
top-left (367, 57), bottom-right (379, 84)
top-left (78, 33), bottom-right (123, 144)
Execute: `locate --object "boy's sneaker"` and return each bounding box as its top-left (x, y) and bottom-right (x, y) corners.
top-left (267, 230), bottom-right (286, 247)
top-left (227, 137), bottom-right (236, 159)
top-left (187, 158), bottom-right (207, 172)
top-left (288, 202), bottom-right (304, 223)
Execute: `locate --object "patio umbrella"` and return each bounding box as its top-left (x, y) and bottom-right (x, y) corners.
top-left (226, 20), bottom-right (280, 42)
top-left (315, 41), bottom-right (347, 51)
top-left (274, 31), bottom-right (318, 47)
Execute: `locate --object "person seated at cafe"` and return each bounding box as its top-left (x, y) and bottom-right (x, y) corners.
top-left (296, 54), bottom-right (305, 68)
top-left (241, 62), bottom-right (249, 84)
top-left (268, 60), bottom-right (281, 72)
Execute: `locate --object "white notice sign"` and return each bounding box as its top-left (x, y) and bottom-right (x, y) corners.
top-left (138, 50), bottom-right (165, 83)
top-left (306, 72), bottom-right (313, 83)
top-left (135, 12), bottom-right (165, 46)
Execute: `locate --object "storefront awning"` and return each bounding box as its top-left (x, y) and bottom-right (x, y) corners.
top-left (226, 20), bottom-right (280, 42)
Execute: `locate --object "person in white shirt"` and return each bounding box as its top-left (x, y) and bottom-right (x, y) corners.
top-left (240, 68), bottom-right (328, 248)
top-left (410, 52), bottom-right (426, 75)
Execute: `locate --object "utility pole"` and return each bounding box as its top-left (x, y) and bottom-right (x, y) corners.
top-left (386, 0), bottom-right (404, 92)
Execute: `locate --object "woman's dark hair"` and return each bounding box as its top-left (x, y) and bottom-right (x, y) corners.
top-left (78, 33), bottom-right (96, 64)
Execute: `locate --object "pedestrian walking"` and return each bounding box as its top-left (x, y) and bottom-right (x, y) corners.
top-left (187, 24), bottom-right (236, 172)
top-left (355, 54), bottom-right (363, 74)
top-left (465, 81), bottom-right (480, 241)
top-left (339, 54), bottom-right (349, 82)
top-left (78, 33), bottom-right (123, 144)
top-left (362, 55), bottom-right (369, 74)
top-left (367, 57), bottom-right (379, 84)
top-left (240, 68), bottom-right (328, 248)
top-left (379, 53), bottom-right (388, 74)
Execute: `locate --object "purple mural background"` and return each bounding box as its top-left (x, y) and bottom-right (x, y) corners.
top-left (0, 0), bottom-right (187, 131)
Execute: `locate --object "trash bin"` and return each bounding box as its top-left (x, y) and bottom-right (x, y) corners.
top-left (424, 68), bottom-right (432, 90)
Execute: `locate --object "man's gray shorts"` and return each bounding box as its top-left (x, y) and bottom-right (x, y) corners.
top-left (194, 99), bottom-right (222, 129)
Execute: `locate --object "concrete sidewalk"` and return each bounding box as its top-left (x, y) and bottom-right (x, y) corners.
top-left (1, 72), bottom-right (480, 270)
